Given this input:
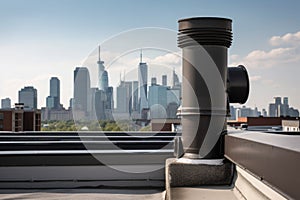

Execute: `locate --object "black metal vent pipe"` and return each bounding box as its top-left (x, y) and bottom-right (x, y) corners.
top-left (178, 17), bottom-right (233, 159)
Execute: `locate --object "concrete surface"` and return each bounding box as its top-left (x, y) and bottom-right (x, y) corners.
top-left (0, 189), bottom-right (165, 200)
top-left (234, 166), bottom-right (287, 200)
top-left (169, 186), bottom-right (241, 200)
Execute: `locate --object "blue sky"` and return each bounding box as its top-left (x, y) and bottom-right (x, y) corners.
top-left (0, 0), bottom-right (300, 111)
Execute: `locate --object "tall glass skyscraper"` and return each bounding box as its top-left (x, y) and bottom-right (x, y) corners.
top-left (97, 46), bottom-right (109, 91)
top-left (116, 81), bottom-right (133, 113)
top-left (46, 77), bottom-right (60, 109)
top-left (18, 86), bottom-right (37, 110)
top-left (148, 84), bottom-right (167, 118)
top-left (132, 81), bottom-right (139, 112)
top-left (73, 67), bottom-right (91, 113)
top-left (162, 75), bottom-right (167, 86)
top-left (172, 69), bottom-right (180, 88)
top-left (138, 51), bottom-right (148, 113)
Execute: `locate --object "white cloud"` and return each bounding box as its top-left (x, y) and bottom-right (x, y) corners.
top-left (151, 52), bottom-right (181, 66)
top-left (230, 31), bottom-right (300, 69)
top-left (270, 31), bottom-right (300, 46)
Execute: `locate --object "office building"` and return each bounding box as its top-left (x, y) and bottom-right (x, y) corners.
top-left (288, 107), bottom-right (299, 117)
top-left (281, 97), bottom-right (289, 116)
top-left (262, 109), bottom-right (267, 117)
top-left (166, 88), bottom-right (180, 118)
top-left (116, 81), bottom-right (133, 113)
top-left (46, 77), bottom-right (61, 109)
top-left (283, 97), bottom-right (288, 105)
top-left (172, 69), bottom-right (180, 88)
top-left (162, 75), bottom-right (167, 86)
top-left (73, 67), bottom-right (91, 114)
top-left (0, 103), bottom-right (41, 132)
top-left (90, 88), bottom-right (106, 120)
top-left (105, 86), bottom-right (114, 110)
top-left (41, 107), bottom-right (72, 121)
top-left (269, 103), bottom-right (276, 117)
top-left (274, 97), bottom-right (282, 116)
top-left (148, 84), bottom-right (167, 119)
top-left (132, 81), bottom-right (139, 112)
top-left (95, 46), bottom-right (113, 120)
top-left (97, 46), bottom-right (109, 91)
top-left (151, 77), bottom-right (157, 85)
top-left (268, 96), bottom-right (298, 117)
top-left (138, 51), bottom-right (148, 113)
top-left (231, 106), bottom-right (261, 119)
top-left (1, 98), bottom-right (11, 109)
top-left (18, 86), bottom-right (37, 110)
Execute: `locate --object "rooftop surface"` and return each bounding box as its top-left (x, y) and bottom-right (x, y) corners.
top-left (0, 130), bottom-right (297, 199)
top-left (0, 189), bottom-right (165, 200)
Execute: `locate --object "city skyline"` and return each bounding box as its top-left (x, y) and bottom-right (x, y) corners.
top-left (0, 1), bottom-right (300, 110)
top-left (39, 49), bottom-right (182, 121)
top-left (1, 50), bottom-right (300, 113)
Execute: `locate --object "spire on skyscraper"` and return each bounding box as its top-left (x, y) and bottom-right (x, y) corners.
top-left (98, 45), bottom-right (101, 62)
top-left (138, 50), bottom-right (148, 114)
top-left (140, 48), bottom-right (143, 63)
top-left (97, 45), bottom-right (108, 90)
top-left (97, 45), bottom-right (104, 65)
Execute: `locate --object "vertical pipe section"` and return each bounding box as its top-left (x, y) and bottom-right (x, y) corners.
top-left (178, 17), bottom-right (232, 159)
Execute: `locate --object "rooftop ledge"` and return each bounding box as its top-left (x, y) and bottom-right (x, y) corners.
top-left (225, 130), bottom-right (300, 200)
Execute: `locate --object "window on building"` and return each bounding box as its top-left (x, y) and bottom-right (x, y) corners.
top-left (0, 113), bottom-right (3, 120)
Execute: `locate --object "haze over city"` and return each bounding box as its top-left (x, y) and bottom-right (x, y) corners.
top-left (0, 0), bottom-right (300, 111)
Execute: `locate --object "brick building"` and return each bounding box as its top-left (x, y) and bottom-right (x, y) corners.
top-left (0, 103), bottom-right (41, 132)
top-left (228, 116), bottom-right (298, 129)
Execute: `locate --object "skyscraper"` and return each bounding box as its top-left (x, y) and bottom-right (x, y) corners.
top-left (281, 97), bottom-right (289, 116)
top-left (46, 77), bottom-right (61, 109)
top-left (283, 97), bottom-right (288, 105)
top-left (116, 81), bottom-right (133, 113)
top-left (262, 109), bottom-right (267, 117)
top-left (162, 75), bottom-right (167, 86)
top-left (1, 98), bottom-right (11, 109)
top-left (97, 46), bottom-right (109, 91)
top-left (73, 67), bottom-right (91, 114)
top-left (268, 96), bottom-right (298, 117)
top-left (132, 81), bottom-right (139, 112)
top-left (90, 87), bottom-right (106, 120)
top-left (148, 84), bottom-right (167, 119)
top-left (18, 86), bottom-right (37, 110)
top-left (151, 77), bottom-right (157, 85)
top-left (270, 97), bottom-right (282, 117)
top-left (274, 97), bottom-right (281, 106)
top-left (172, 69), bottom-right (180, 88)
top-left (117, 85), bottom-right (128, 113)
top-left (105, 86), bottom-right (114, 110)
top-left (138, 50), bottom-right (148, 113)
